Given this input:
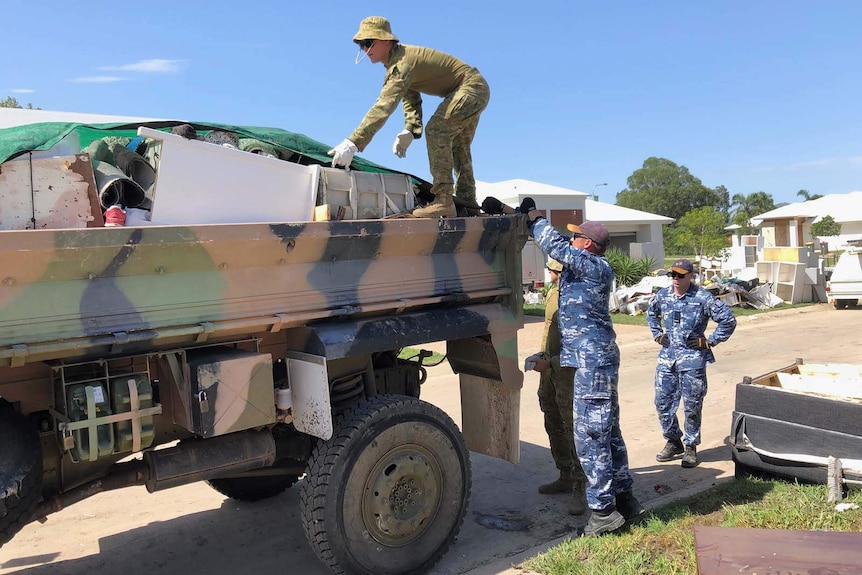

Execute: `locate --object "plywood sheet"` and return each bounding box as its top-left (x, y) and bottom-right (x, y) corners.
top-left (0, 154), bottom-right (99, 230)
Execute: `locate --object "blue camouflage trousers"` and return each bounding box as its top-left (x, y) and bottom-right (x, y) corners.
top-left (654, 365), bottom-right (708, 447)
top-left (572, 365), bottom-right (635, 511)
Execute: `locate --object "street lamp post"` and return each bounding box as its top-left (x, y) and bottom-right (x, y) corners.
top-left (591, 182), bottom-right (608, 202)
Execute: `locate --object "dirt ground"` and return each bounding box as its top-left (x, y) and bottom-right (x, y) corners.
top-left (1, 304), bottom-right (860, 575)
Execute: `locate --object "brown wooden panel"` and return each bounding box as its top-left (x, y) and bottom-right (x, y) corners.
top-left (694, 525), bottom-right (862, 574)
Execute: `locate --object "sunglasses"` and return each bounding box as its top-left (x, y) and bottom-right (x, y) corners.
top-left (670, 272), bottom-right (689, 279)
top-left (358, 39), bottom-right (375, 50)
top-left (570, 233), bottom-right (587, 241)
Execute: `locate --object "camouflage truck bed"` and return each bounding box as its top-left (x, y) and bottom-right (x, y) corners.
top-left (0, 216), bottom-right (523, 366)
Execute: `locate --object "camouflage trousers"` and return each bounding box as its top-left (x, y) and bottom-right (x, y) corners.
top-left (654, 365), bottom-right (708, 447)
top-left (426, 71), bottom-right (490, 203)
top-left (573, 366), bottom-right (635, 511)
top-left (537, 366), bottom-right (586, 482)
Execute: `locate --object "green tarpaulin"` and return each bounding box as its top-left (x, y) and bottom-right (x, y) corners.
top-left (0, 120), bottom-right (429, 189)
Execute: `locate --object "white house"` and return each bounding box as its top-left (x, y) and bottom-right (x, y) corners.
top-left (751, 191), bottom-right (862, 250)
top-left (476, 179), bottom-right (674, 287)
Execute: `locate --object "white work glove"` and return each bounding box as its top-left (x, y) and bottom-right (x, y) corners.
top-left (392, 129), bottom-right (414, 158)
top-left (327, 139), bottom-right (358, 168)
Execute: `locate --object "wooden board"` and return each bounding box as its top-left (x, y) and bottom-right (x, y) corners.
top-left (695, 525), bottom-right (862, 574)
top-left (775, 371), bottom-right (862, 402)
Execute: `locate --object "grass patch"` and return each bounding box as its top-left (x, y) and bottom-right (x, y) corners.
top-left (523, 477), bottom-right (862, 575)
top-left (397, 347), bottom-right (445, 364)
top-left (525, 304), bottom-right (545, 317)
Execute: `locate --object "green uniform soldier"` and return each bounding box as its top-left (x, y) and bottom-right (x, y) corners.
top-left (328, 16), bottom-right (491, 218)
top-left (528, 258), bottom-right (588, 515)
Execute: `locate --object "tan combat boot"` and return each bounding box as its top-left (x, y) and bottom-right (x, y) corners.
top-left (538, 470), bottom-right (575, 494)
top-left (568, 481), bottom-right (588, 516)
top-left (413, 193), bottom-right (456, 218)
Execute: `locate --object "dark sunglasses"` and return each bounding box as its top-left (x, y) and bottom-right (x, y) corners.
top-left (358, 39), bottom-right (375, 49)
top-left (670, 272), bottom-right (689, 279)
top-left (570, 233), bottom-right (587, 241)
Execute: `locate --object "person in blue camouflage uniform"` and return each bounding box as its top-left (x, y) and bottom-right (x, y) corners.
top-left (483, 196), bottom-right (642, 536)
top-left (328, 16), bottom-right (490, 219)
top-left (647, 258), bottom-right (737, 468)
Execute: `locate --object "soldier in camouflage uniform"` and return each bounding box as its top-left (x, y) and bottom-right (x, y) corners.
top-left (647, 258), bottom-right (737, 468)
top-left (495, 197), bottom-right (642, 537)
top-left (528, 258), bottom-right (588, 516)
top-left (328, 16), bottom-right (490, 218)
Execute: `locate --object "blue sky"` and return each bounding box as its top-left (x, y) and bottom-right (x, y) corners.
top-left (4, 1), bottom-right (861, 206)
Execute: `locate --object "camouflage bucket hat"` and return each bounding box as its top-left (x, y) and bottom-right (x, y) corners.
top-left (546, 258), bottom-right (564, 272)
top-left (353, 16), bottom-right (399, 43)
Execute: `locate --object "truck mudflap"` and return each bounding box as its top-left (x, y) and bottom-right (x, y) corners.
top-left (286, 302), bottom-right (523, 463)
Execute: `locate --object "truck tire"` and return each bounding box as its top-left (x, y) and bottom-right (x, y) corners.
top-left (300, 395), bottom-right (471, 575)
top-left (0, 404), bottom-right (43, 548)
top-left (207, 458), bottom-right (303, 502)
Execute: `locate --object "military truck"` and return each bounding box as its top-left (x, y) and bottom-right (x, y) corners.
top-left (0, 122), bottom-right (527, 575)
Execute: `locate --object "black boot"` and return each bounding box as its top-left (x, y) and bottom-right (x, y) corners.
top-left (616, 490), bottom-right (644, 520)
top-left (681, 445), bottom-right (698, 468)
top-left (582, 507), bottom-right (625, 536)
top-left (655, 438), bottom-right (684, 462)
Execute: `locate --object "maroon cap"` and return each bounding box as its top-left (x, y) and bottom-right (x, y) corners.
top-left (566, 220), bottom-right (610, 252)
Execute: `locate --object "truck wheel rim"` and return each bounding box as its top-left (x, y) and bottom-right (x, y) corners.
top-left (361, 443), bottom-right (443, 546)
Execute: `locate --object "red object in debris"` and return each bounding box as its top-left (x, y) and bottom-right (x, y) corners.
top-left (105, 205), bottom-right (126, 227)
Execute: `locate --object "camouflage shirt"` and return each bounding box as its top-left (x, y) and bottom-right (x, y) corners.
top-left (541, 284), bottom-right (564, 371)
top-left (530, 218), bottom-right (620, 369)
top-left (646, 284), bottom-right (737, 371)
top-left (348, 44), bottom-right (482, 151)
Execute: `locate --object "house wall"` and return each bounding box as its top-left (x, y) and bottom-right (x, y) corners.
top-left (762, 218), bottom-right (862, 250)
top-left (501, 191), bottom-right (672, 281)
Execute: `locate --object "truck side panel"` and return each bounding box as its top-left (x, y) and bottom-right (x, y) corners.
top-left (0, 217), bottom-right (524, 366)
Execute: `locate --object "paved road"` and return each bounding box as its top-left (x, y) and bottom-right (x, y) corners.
top-left (1, 304), bottom-right (859, 575)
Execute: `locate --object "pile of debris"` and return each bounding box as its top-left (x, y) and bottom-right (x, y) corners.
top-left (0, 122), bottom-right (417, 230)
top-left (610, 271), bottom-right (786, 315)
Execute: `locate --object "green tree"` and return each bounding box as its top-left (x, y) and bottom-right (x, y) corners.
top-left (671, 206), bottom-right (728, 260)
top-left (605, 247), bottom-right (657, 287)
top-left (1, 96), bottom-right (40, 110)
top-left (729, 191), bottom-right (775, 235)
top-left (811, 215), bottom-right (841, 237)
top-left (616, 157), bottom-right (729, 220)
top-left (796, 189), bottom-right (823, 201)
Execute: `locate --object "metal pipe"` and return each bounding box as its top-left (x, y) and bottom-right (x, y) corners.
top-left (32, 460), bottom-right (148, 521)
top-left (143, 429), bottom-right (276, 492)
top-left (31, 429), bottom-right (277, 519)
top-left (92, 161), bottom-right (147, 209)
